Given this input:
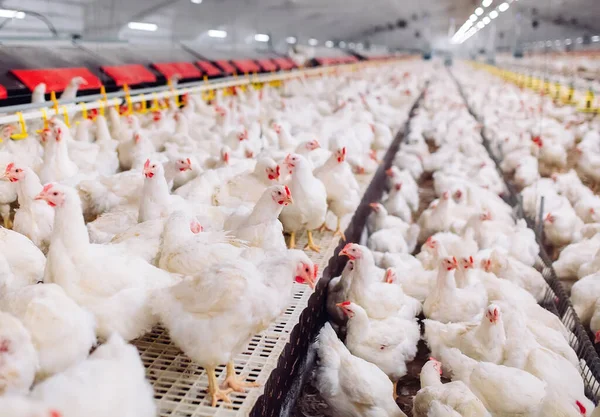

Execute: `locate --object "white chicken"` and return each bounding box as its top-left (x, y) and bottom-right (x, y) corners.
top-left (152, 249), bottom-right (316, 406)
top-left (3, 163), bottom-right (54, 253)
top-left (314, 323), bottom-right (407, 417)
top-left (413, 358), bottom-right (491, 417)
top-left (314, 145), bottom-right (360, 239)
top-left (0, 311), bottom-right (37, 395)
top-left (338, 301), bottom-right (420, 399)
top-left (37, 183), bottom-right (179, 341)
top-left (30, 334), bottom-right (156, 417)
top-left (0, 283), bottom-right (96, 378)
top-left (280, 153), bottom-right (327, 252)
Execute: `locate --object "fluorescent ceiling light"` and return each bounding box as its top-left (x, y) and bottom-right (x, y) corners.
top-left (576, 37), bottom-right (583, 44)
top-left (208, 29), bottom-right (227, 38)
top-left (482, 0), bottom-right (493, 6)
top-left (0, 9), bottom-right (25, 19)
top-left (348, 42), bottom-right (355, 48)
top-left (545, 41), bottom-right (552, 46)
top-left (356, 43), bottom-right (363, 49)
top-left (482, 16), bottom-right (491, 24)
top-left (190, 0), bottom-right (202, 3)
top-left (475, 7), bottom-right (484, 16)
top-left (592, 35), bottom-right (600, 42)
top-left (565, 38), bottom-right (572, 45)
top-left (308, 38), bottom-right (318, 46)
top-left (489, 10), bottom-right (499, 19)
top-left (470, 14), bottom-right (478, 22)
top-left (498, 2), bottom-right (509, 12)
top-left (286, 36), bottom-right (297, 44)
top-left (339, 41), bottom-right (347, 47)
top-left (477, 21), bottom-right (485, 29)
top-left (254, 33), bottom-right (269, 42)
top-left (325, 40), bottom-right (334, 47)
top-left (127, 22), bottom-right (157, 31)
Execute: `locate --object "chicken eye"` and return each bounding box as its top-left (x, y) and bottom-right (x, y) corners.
top-left (305, 267), bottom-right (309, 272)
top-left (15, 169), bottom-right (21, 173)
top-left (53, 192), bottom-right (58, 196)
top-left (152, 165), bottom-right (156, 169)
top-left (278, 191), bottom-right (282, 195)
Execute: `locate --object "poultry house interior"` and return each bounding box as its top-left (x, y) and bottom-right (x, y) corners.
top-left (0, 0), bottom-right (599, 416)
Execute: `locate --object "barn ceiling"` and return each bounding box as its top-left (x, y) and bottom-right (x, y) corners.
top-left (0, 0), bottom-right (596, 52)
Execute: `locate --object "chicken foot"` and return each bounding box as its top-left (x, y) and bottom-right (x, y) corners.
top-left (318, 221), bottom-right (332, 233)
top-left (288, 231), bottom-right (296, 249)
top-left (222, 362), bottom-right (260, 393)
top-left (206, 367), bottom-right (233, 407)
top-left (333, 217), bottom-right (346, 241)
top-left (304, 230), bottom-right (321, 253)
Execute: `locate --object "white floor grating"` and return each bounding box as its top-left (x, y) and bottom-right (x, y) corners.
top-left (133, 172), bottom-right (375, 417)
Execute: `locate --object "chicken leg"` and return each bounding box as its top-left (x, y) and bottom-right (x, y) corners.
top-left (206, 367), bottom-right (232, 407)
top-left (288, 231), bottom-right (296, 249)
top-left (392, 381), bottom-right (398, 401)
top-left (1, 204), bottom-right (11, 229)
top-left (222, 362), bottom-right (260, 393)
top-left (333, 217), bottom-right (346, 241)
top-left (304, 230), bottom-right (321, 253)
top-left (318, 221), bottom-right (332, 233)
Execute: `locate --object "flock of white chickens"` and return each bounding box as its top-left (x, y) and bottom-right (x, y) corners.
top-left (313, 66), bottom-right (600, 417)
top-left (0, 60), bottom-right (432, 416)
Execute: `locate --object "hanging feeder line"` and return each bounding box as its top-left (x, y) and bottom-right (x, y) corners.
top-left (0, 59), bottom-right (414, 129)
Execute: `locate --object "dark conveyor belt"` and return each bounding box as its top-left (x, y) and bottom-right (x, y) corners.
top-left (253, 82), bottom-right (430, 417)
top-left (448, 67), bottom-right (600, 402)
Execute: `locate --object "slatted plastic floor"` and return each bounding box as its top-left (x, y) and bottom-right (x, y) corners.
top-left (132, 173), bottom-right (375, 417)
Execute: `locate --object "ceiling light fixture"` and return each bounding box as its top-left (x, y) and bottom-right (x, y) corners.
top-left (482, 0), bottom-right (493, 6)
top-left (565, 38), bottom-right (572, 45)
top-left (576, 37), bottom-right (583, 43)
top-left (325, 40), bottom-right (334, 47)
top-left (286, 36), bottom-right (297, 44)
top-left (339, 41), bottom-right (347, 47)
top-left (254, 33), bottom-right (269, 42)
top-left (0, 9), bottom-right (25, 19)
top-left (190, 0), bottom-right (202, 4)
top-left (208, 29), bottom-right (227, 38)
top-left (127, 22), bottom-right (158, 31)
top-left (482, 16), bottom-right (491, 24)
top-left (470, 14), bottom-right (478, 22)
top-left (592, 35), bottom-right (600, 42)
top-left (489, 10), bottom-right (498, 19)
top-left (475, 7), bottom-right (484, 16)
top-left (477, 21), bottom-right (485, 29)
top-left (308, 38), bottom-right (318, 46)
top-left (498, 2), bottom-right (509, 12)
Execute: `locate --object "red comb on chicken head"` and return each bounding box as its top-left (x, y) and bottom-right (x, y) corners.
top-left (485, 304), bottom-right (501, 323)
top-left (35, 183), bottom-right (64, 208)
top-left (336, 301), bottom-right (354, 318)
top-left (428, 357), bottom-right (443, 375)
top-left (339, 243), bottom-right (361, 260)
top-left (143, 159), bottom-right (158, 179)
top-left (441, 257), bottom-right (458, 271)
top-left (190, 220), bottom-right (203, 234)
top-left (176, 158), bottom-right (192, 172)
top-left (336, 147), bottom-right (346, 163)
top-left (384, 268), bottom-right (397, 284)
top-left (4, 163), bottom-right (25, 183)
top-left (271, 185), bottom-right (293, 206)
top-left (295, 262), bottom-right (318, 289)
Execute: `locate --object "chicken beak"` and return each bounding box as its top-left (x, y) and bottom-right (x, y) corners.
top-left (339, 243), bottom-right (354, 259)
top-left (369, 202), bottom-right (379, 211)
top-left (385, 168), bottom-right (394, 177)
top-left (595, 331), bottom-right (600, 344)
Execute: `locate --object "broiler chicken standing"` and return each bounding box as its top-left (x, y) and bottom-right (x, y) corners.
top-left (280, 153), bottom-right (327, 252)
top-left (314, 145), bottom-right (360, 240)
top-left (153, 250), bottom-right (316, 406)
